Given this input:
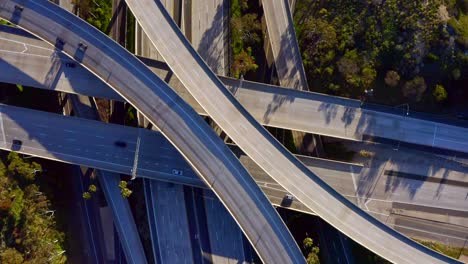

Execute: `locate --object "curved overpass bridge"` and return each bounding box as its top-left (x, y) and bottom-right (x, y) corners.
top-left (0, 0), bottom-right (305, 263)
top-left (125, 0), bottom-right (460, 263)
top-left (2, 25), bottom-right (467, 156)
top-left (0, 0), bottom-right (462, 263)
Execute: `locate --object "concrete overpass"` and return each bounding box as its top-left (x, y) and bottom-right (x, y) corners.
top-left (0, 0), bottom-right (305, 263)
top-left (262, 0), bottom-right (308, 90)
top-left (1, 25), bottom-right (468, 158)
top-left (1, 102), bottom-right (467, 248)
top-left (0, 1), bottom-right (460, 262)
top-left (124, 0), bottom-right (461, 262)
top-left (67, 93), bottom-right (148, 264)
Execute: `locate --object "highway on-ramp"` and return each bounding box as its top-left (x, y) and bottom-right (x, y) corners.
top-left (0, 1), bottom-right (305, 263)
top-left (125, 0), bottom-right (460, 262)
top-left (262, 0), bottom-right (308, 90)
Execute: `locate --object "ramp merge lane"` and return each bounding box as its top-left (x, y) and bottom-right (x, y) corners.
top-left (125, 0), bottom-right (460, 263)
top-left (0, 1), bottom-right (305, 263)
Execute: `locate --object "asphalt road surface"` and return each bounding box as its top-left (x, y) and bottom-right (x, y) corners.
top-left (2, 26), bottom-right (467, 158)
top-left (262, 0), bottom-right (308, 90)
top-left (125, 0), bottom-right (460, 262)
top-left (68, 93), bottom-right (147, 264)
top-left (0, 103), bottom-right (466, 249)
top-left (0, 1), bottom-right (304, 262)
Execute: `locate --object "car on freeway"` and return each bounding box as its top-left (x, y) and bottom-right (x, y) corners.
top-left (172, 169), bottom-right (183, 176)
top-left (14, 5), bottom-right (24, 12)
top-left (78, 42), bottom-right (88, 52)
top-left (281, 193), bottom-right (294, 207)
top-left (65, 62), bottom-right (76, 68)
top-left (114, 141), bottom-right (127, 148)
top-left (12, 139), bottom-right (22, 146)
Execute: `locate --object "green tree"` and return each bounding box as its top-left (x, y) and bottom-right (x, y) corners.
top-left (0, 154), bottom-right (66, 263)
top-left (82, 192), bottom-right (92, 200)
top-left (231, 13), bottom-right (262, 46)
top-left (361, 66), bottom-right (377, 90)
top-left (303, 237), bottom-right (320, 264)
top-left (232, 48), bottom-right (258, 78)
top-left (403, 76), bottom-right (427, 102)
top-left (448, 14), bottom-right (468, 49)
top-left (298, 17), bottom-right (338, 69)
top-left (88, 184), bottom-right (97, 193)
top-left (7, 152), bottom-right (41, 183)
top-left (1, 248), bottom-right (23, 264)
top-left (384, 70), bottom-right (400, 87)
top-left (118, 181), bottom-right (132, 198)
top-left (433, 84), bottom-right (448, 102)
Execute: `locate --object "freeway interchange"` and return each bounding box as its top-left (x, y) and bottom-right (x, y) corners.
top-left (0, 0), bottom-right (465, 263)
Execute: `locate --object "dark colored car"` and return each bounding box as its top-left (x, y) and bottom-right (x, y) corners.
top-left (281, 193), bottom-right (294, 207)
top-left (78, 42), bottom-right (88, 51)
top-left (65, 62), bottom-right (76, 68)
top-left (14, 5), bottom-right (24, 12)
top-left (56, 37), bottom-right (65, 46)
top-left (114, 141), bottom-right (127, 148)
top-left (12, 139), bottom-right (22, 146)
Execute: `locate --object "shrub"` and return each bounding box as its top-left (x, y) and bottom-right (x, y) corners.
top-left (433, 84), bottom-right (448, 102)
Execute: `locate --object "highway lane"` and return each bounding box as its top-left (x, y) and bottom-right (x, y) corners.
top-left (143, 179), bottom-right (162, 263)
top-left (0, 104), bottom-right (466, 247)
top-left (1, 102), bottom-right (467, 217)
top-left (191, 0), bottom-right (226, 75)
top-left (70, 166), bottom-right (105, 263)
top-left (262, 0), bottom-right (308, 90)
top-left (386, 213), bottom-right (468, 248)
top-left (0, 8), bottom-right (464, 260)
top-left (0, 1), bottom-right (304, 262)
top-left (67, 93), bottom-right (148, 264)
top-left (144, 180), bottom-right (194, 264)
top-left (125, 0), bottom-right (460, 262)
top-left (98, 170), bottom-right (148, 264)
top-left (2, 27), bottom-right (468, 157)
top-left (203, 190), bottom-right (253, 263)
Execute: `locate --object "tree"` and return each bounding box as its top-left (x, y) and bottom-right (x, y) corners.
top-left (231, 48), bottom-right (258, 78)
top-left (0, 154), bottom-right (66, 263)
top-left (1, 248), bottom-right (23, 264)
top-left (402, 76), bottom-right (427, 101)
top-left (303, 237), bottom-right (320, 264)
top-left (299, 18), bottom-right (338, 68)
top-left (118, 181), bottom-right (132, 198)
top-left (82, 192), bottom-right (92, 200)
top-left (231, 13), bottom-right (262, 46)
top-left (452, 68), bottom-right (461, 80)
top-left (7, 152), bottom-right (41, 183)
top-left (384, 70), bottom-right (400, 87)
top-left (433, 84), bottom-right (448, 102)
top-left (88, 184), bottom-right (97, 193)
top-left (361, 66), bottom-right (377, 89)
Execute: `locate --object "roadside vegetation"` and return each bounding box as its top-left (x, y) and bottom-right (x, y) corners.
top-left (414, 238), bottom-right (468, 259)
top-left (72, 0), bottom-right (112, 33)
top-left (230, 0), bottom-right (262, 78)
top-left (0, 153), bottom-right (66, 263)
top-left (294, 0), bottom-right (468, 113)
top-left (303, 237), bottom-right (320, 264)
